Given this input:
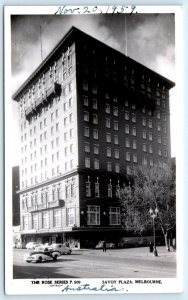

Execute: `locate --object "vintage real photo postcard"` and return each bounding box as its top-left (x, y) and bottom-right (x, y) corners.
top-left (4, 5), bottom-right (183, 294)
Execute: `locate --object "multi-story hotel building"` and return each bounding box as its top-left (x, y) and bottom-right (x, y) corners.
top-left (12, 27), bottom-right (174, 248)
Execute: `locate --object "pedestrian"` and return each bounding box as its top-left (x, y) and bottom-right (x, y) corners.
top-left (103, 240), bottom-right (107, 252)
top-left (149, 242), bottom-right (153, 253)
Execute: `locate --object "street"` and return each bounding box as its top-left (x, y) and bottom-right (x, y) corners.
top-left (13, 246), bottom-right (176, 279)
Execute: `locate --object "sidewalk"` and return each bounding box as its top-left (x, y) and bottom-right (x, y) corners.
top-left (74, 246), bottom-right (176, 261)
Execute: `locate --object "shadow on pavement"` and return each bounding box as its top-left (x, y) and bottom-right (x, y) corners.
top-left (13, 263), bottom-right (78, 279)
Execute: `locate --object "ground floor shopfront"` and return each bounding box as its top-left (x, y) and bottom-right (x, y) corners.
top-left (21, 227), bottom-right (125, 249)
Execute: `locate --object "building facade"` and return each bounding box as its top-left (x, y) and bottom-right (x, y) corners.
top-left (12, 27), bottom-right (174, 248)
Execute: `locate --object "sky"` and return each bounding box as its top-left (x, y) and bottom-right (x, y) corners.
top-left (11, 13), bottom-right (176, 165)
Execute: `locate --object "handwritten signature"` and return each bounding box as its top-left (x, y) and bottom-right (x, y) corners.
top-left (55, 5), bottom-right (137, 16)
top-left (62, 283), bottom-right (124, 293)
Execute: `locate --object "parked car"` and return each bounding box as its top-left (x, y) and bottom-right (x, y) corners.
top-left (15, 242), bottom-right (26, 249)
top-left (95, 241), bottom-right (116, 249)
top-left (49, 243), bottom-right (72, 255)
top-left (24, 249), bottom-right (60, 263)
top-left (26, 242), bottom-right (40, 250)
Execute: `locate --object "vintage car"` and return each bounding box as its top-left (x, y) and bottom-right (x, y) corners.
top-left (26, 242), bottom-right (41, 250)
top-left (49, 243), bottom-right (72, 255)
top-left (24, 249), bottom-right (60, 263)
top-left (95, 241), bottom-right (116, 249)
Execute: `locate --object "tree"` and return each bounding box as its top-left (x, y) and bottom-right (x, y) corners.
top-left (120, 164), bottom-right (176, 249)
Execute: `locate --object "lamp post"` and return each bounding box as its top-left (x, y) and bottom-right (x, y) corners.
top-left (149, 207), bottom-right (159, 257)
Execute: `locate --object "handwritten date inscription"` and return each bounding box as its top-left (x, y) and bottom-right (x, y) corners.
top-left (55, 5), bottom-right (137, 15)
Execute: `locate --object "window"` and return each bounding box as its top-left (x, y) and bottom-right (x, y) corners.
top-left (67, 207), bottom-right (75, 226)
top-left (114, 135), bottom-right (119, 145)
top-left (125, 111), bottom-right (129, 120)
top-left (113, 106), bottom-right (118, 117)
top-left (125, 100), bottom-right (129, 107)
top-left (163, 126), bottom-right (167, 133)
top-left (107, 162), bottom-right (112, 172)
top-left (115, 163), bottom-right (120, 173)
top-left (70, 159), bottom-right (73, 169)
top-left (164, 150), bottom-right (168, 158)
top-left (113, 96), bottom-right (118, 103)
top-left (163, 114), bottom-right (167, 121)
top-left (142, 106), bottom-right (146, 114)
top-left (108, 182), bottom-right (112, 197)
top-left (143, 157), bottom-right (147, 165)
top-left (149, 145), bottom-right (153, 154)
top-left (157, 135), bottom-right (162, 144)
top-left (142, 117), bottom-right (146, 126)
top-left (133, 154), bottom-right (137, 163)
top-left (162, 100), bottom-right (166, 108)
top-left (94, 159), bottom-right (99, 169)
top-left (64, 132), bottom-right (68, 141)
top-left (105, 92), bottom-right (110, 99)
top-left (86, 181), bottom-right (91, 197)
top-left (132, 113), bottom-right (136, 123)
top-left (114, 149), bottom-right (119, 159)
top-left (148, 109), bottom-right (152, 116)
top-left (93, 114), bottom-right (98, 124)
top-left (69, 98), bottom-right (72, 107)
top-left (65, 162), bottom-right (68, 172)
top-left (107, 147), bottom-right (112, 157)
top-left (56, 137), bottom-right (59, 147)
top-left (69, 113), bottom-right (73, 123)
top-left (84, 111), bottom-right (89, 122)
top-left (93, 129), bottom-right (98, 139)
top-left (51, 127), bottom-right (54, 136)
top-left (95, 182), bottom-right (100, 197)
top-left (116, 184), bottom-right (120, 198)
top-left (92, 83), bottom-right (97, 94)
top-left (87, 206), bottom-right (100, 225)
top-left (127, 165), bottom-right (131, 175)
top-left (132, 140), bottom-right (137, 150)
top-left (84, 127), bottom-right (89, 137)
top-left (94, 144), bottom-right (99, 155)
top-left (85, 157), bottom-right (90, 168)
top-left (150, 159), bottom-right (154, 167)
top-left (148, 119), bottom-right (152, 128)
top-left (158, 123), bottom-right (161, 131)
top-left (84, 142), bottom-right (90, 153)
top-left (105, 103), bottom-right (110, 114)
top-left (157, 99), bottom-right (161, 106)
top-left (143, 130), bottom-right (147, 139)
top-left (106, 133), bottom-right (111, 143)
top-left (126, 152), bottom-right (131, 161)
top-left (64, 102), bottom-right (68, 111)
top-left (83, 95), bottom-right (89, 106)
top-left (158, 148), bottom-right (162, 156)
top-left (83, 80), bottom-right (88, 91)
top-left (70, 128), bottom-right (73, 138)
top-left (132, 127), bottom-right (136, 136)
top-left (143, 143), bottom-right (147, 152)
top-left (56, 123), bottom-right (59, 132)
top-left (106, 118), bottom-right (111, 128)
top-left (63, 86), bottom-right (67, 96)
top-left (42, 212), bottom-right (49, 229)
top-left (109, 207), bottom-right (120, 225)
top-left (148, 132), bottom-right (153, 141)
top-left (125, 138), bottom-right (130, 148)
top-left (92, 99), bottom-right (97, 109)
top-left (54, 209), bottom-right (61, 227)
top-left (125, 124), bottom-right (130, 134)
top-left (114, 120), bottom-right (118, 130)
top-left (132, 103), bottom-right (136, 110)
top-left (163, 138), bottom-right (167, 145)
top-left (69, 81), bottom-right (73, 92)
top-left (40, 122), bottom-right (42, 130)
top-left (157, 110), bottom-right (161, 119)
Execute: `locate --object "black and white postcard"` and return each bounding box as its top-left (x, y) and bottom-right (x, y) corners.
top-left (4, 5), bottom-right (183, 294)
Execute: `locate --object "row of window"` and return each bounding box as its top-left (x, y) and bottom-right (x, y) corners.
top-left (22, 206), bottom-right (75, 230)
top-left (85, 158), bottom-right (120, 173)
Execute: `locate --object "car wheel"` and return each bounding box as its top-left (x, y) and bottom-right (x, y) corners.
top-left (26, 260), bottom-right (31, 263)
top-left (53, 255), bottom-right (58, 261)
top-left (38, 256), bottom-right (42, 263)
top-left (68, 251), bottom-right (71, 255)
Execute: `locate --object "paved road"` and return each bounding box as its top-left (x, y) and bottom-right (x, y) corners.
top-left (13, 247), bottom-right (176, 279)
